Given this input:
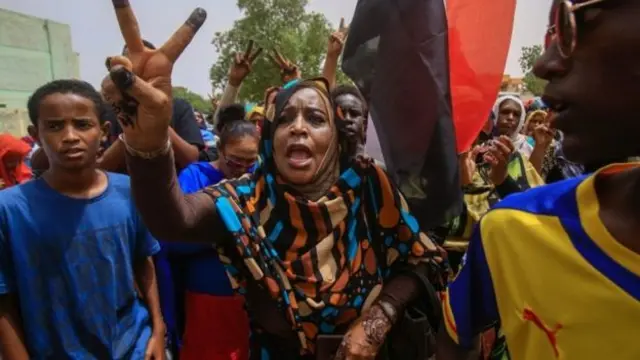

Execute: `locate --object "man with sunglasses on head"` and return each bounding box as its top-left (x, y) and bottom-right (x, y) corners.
top-left (437, 1), bottom-right (640, 359)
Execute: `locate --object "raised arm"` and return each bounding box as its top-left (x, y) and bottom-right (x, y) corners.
top-left (323, 18), bottom-right (348, 90)
top-left (213, 41), bottom-right (262, 122)
top-left (103, 0), bottom-right (221, 243)
top-left (126, 150), bottom-right (221, 242)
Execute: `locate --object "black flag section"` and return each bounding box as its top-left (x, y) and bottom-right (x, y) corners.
top-left (342, 0), bottom-right (462, 232)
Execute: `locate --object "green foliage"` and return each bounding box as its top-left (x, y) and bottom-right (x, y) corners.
top-left (519, 45), bottom-right (547, 96)
top-left (210, 0), bottom-right (350, 102)
top-left (172, 86), bottom-right (211, 113)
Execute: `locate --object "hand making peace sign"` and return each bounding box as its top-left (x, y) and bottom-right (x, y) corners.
top-left (102, 0), bottom-right (207, 152)
top-left (327, 17), bottom-right (349, 58)
top-left (269, 49), bottom-right (301, 84)
top-left (228, 40), bottom-right (263, 87)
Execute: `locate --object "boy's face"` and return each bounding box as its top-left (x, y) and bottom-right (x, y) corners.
top-left (31, 93), bottom-right (108, 172)
top-left (534, 0), bottom-right (640, 163)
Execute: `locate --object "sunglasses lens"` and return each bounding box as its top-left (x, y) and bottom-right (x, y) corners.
top-left (556, 2), bottom-right (575, 56)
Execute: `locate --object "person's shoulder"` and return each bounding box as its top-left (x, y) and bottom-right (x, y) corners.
top-left (479, 176), bottom-right (585, 238)
top-left (180, 161), bottom-right (217, 177)
top-left (492, 175), bottom-right (586, 215)
top-left (0, 182), bottom-right (32, 206)
top-left (0, 181), bottom-right (40, 223)
top-left (103, 172), bottom-right (134, 198)
top-left (105, 172), bottom-right (131, 187)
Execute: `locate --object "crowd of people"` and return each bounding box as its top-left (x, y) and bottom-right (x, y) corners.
top-left (0, 0), bottom-right (639, 359)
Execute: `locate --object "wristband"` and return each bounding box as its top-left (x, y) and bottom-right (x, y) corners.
top-left (376, 300), bottom-right (399, 324)
top-left (120, 133), bottom-right (171, 159)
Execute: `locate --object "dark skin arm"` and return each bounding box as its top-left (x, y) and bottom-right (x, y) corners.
top-left (97, 127), bottom-right (198, 173)
top-left (103, 1), bottom-right (217, 243)
top-left (0, 295), bottom-right (29, 360)
top-left (126, 151), bottom-right (223, 243)
top-left (168, 127), bottom-right (199, 170)
top-left (436, 325), bottom-right (481, 360)
top-left (322, 18), bottom-right (348, 90)
top-left (98, 138), bottom-right (127, 172)
top-left (33, 126), bottom-right (200, 174)
top-left (134, 257), bottom-right (165, 359)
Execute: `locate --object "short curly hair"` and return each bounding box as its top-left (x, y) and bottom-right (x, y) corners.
top-left (27, 79), bottom-right (107, 126)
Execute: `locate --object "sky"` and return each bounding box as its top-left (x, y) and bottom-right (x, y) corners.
top-left (0, 0), bottom-right (552, 97)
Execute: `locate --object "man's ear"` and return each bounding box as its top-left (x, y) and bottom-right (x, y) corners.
top-left (27, 125), bottom-right (40, 146)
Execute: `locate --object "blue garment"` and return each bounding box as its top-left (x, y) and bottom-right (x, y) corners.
top-left (200, 129), bottom-right (216, 149)
top-left (526, 136), bottom-right (535, 147)
top-left (0, 173), bottom-right (160, 359)
top-left (156, 162), bottom-right (250, 351)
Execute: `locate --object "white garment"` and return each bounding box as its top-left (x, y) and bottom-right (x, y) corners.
top-left (492, 95), bottom-right (532, 158)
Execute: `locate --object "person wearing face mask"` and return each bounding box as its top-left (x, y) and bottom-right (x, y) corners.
top-left (438, 0), bottom-right (640, 359)
top-left (153, 104), bottom-right (259, 359)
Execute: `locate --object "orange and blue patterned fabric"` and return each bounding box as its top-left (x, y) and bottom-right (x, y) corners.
top-left (443, 163), bottom-right (640, 360)
top-left (201, 79), bottom-right (448, 355)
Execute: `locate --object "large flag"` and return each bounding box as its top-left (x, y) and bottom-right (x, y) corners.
top-left (342, 0), bottom-right (462, 231)
top-left (447, 0), bottom-right (517, 152)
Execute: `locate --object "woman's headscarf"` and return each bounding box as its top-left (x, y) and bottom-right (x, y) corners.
top-left (524, 110), bottom-right (548, 134)
top-left (492, 95), bottom-right (533, 157)
top-left (266, 78), bottom-right (340, 201)
top-left (0, 134), bottom-right (32, 188)
top-left (201, 79), bottom-right (447, 354)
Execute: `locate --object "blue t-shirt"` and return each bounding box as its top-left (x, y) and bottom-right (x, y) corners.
top-left (0, 173), bottom-right (160, 359)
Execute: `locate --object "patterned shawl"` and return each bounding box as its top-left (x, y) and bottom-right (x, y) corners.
top-left (201, 79), bottom-right (447, 354)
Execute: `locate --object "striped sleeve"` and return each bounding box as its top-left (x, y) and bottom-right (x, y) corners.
top-left (442, 220), bottom-right (499, 348)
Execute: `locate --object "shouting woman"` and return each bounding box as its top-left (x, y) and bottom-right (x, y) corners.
top-left (102, 3), bottom-right (447, 359)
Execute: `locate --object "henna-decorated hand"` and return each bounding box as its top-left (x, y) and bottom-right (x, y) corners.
top-left (269, 49), bottom-right (301, 84)
top-left (102, 0), bottom-right (206, 152)
top-left (327, 17), bottom-right (349, 58)
top-left (334, 304), bottom-right (392, 360)
top-left (228, 40), bottom-right (263, 87)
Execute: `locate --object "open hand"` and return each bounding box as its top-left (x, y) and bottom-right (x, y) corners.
top-left (228, 40), bottom-right (263, 87)
top-left (327, 17), bottom-right (349, 58)
top-left (484, 136), bottom-right (515, 186)
top-left (269, 49), bottom-right (301, 83)
top-left (102, 0), bottom-right (206, 152)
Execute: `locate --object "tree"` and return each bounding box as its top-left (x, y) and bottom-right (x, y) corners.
top-left (172, 86), bottom-right (211, 113)
top-left (519, 45), bottom-right (546, 96)
top-left (210, 0), bottom-right (350, 102)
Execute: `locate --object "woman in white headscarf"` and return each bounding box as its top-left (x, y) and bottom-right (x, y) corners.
top-left (492, 95), bottom-right (533, 158)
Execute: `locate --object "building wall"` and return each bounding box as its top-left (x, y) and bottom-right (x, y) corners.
top-left (0, 8), bottom-right (79, 136)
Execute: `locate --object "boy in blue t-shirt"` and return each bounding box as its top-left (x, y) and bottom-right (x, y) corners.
top-left (0, 79), bottom-right (165, 359)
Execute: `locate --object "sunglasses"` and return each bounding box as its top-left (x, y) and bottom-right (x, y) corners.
top-left (546, 0), bottom-right (607, 58)
top-left (223, 154), bottom-right (257, 170)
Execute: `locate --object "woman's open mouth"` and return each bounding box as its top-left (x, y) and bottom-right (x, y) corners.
top-left (286, 143), bottom-right (312, 169)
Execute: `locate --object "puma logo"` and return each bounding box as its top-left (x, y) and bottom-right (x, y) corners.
top-left (523, 308), bottom-right (562, 358)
